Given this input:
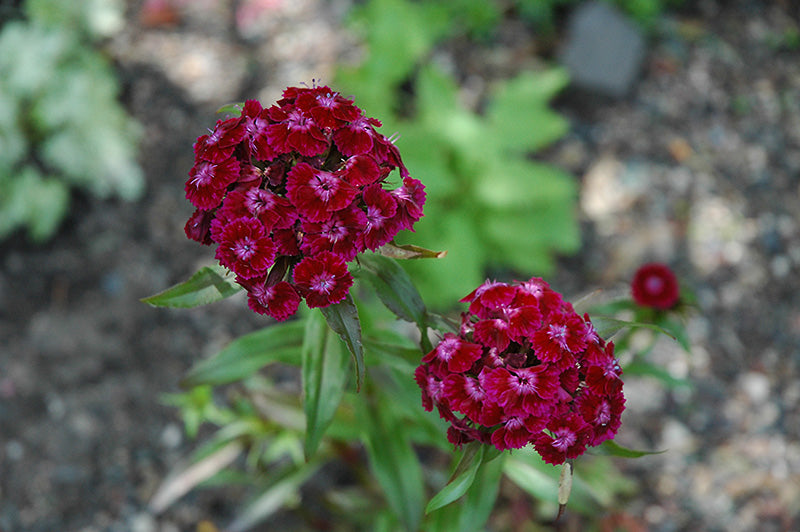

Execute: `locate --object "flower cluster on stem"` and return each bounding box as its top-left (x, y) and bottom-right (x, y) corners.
top-left (184, 85), bottom-right (425, 320)
top-left (415, 278), bottom-right (625, 465)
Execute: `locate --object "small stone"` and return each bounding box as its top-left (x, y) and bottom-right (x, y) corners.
top-left (160, 423), bottom-right (183, 450)
top-left (130, 512), bottom-right (158, 532)
top-left (560, 2), bottom-right (646, 97)
top-left (5, 439), bottom-right (24, 461)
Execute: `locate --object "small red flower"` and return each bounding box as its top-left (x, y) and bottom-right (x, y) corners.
top-left (333, 114), bottom-right (382, 156)
top-left (421, 334), bottom-right (483, 374)
top-left (286, 163), bottom-right (358, 223)
top-left (194, 117), bottom-right (246, 163)
top-left (292, 251), bottom-right (353, 308)
top-left (266, 105), bottom-right (328, 156)
top-left (533, 413), bottom-right (592, 465)
top-left (300, 205), bottom-right (366, 261)
top-left (361, 184), bottom-right (398, 251)
top-left (214, 217), bottom-right (275, 279)
top-left (390, 177), bottom-right (426, 231)
top-left (185, 158), bottom-right (241, 210)
top-left (184, 209), bottom-right (214, 245)
top-left (631, 262), bottom-right (680, 310)
top-left (244, 279), bottom-right (301, 321)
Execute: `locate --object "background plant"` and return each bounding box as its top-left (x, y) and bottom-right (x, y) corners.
top-left (335, 0), bottom-right (579, 308)
top-left (0, 0), bottom-right (142, 241)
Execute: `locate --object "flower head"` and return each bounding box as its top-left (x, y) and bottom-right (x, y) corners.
top-left (631, 262), bottom-right (680, 310)
top-left (416, 277), bottom-right (625, 463)
top-left (182, 84), bottom-right (425, 320)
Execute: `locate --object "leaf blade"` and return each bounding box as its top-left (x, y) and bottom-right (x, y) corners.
top-left (181, 320), bottom-right (305, 387)
top-left (356, 253), bottom-right (428, 326)
top-left (425, 443), bottom-right (485, 513)
top-left (302, 311), bottom-right (351, 459)
top-left (141, 266), bottom-right (241, 308)
top-left (320, 294), bottom-right (365, 391)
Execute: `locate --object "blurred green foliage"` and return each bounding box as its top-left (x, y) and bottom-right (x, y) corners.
top-left (336, 0), bottom-right (580, 307)
top-left (0, 0), bottom-right (142, 242)
top-left (517, 0), bottom-right (687, 34)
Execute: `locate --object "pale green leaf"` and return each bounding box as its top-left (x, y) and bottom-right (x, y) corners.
top-left (302, 311), bottom-right (351, 459)
top-left (141, 266), bottom-right (242, 309)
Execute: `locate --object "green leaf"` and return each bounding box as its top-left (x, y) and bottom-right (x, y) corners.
top-left (591, 316), bottom-right (680, 342)
top-left (398, 207), bottom-right (487, 308)
top-left (455, 450), bottom-right (504, 530)
top-left (355, 253), bottom-right (428, 327)
top-left (181, 320), bottom-right (305, 387)
top-left (654, 316), bottom-right (692, 352)
top-left (624, 360), bottom-right (692, 389)
top-left (320, 294), bottom-right (365, 391)
top-left (217, 102), bottom-right (243, 116)
top-left (376, 242), bottom-right (448, 260)
top-left (486, 68), bottom-right (570, 152)
top-left (302, 311), bottom-right (351, 459)
top-left (426, 442), bottom-right (485, 513)
top-left (141, 266), bottom-right (242, 308)
top-left (361, 399), bottom-right (424, 532)
top-left (595, 440), bottom-right (666, 458)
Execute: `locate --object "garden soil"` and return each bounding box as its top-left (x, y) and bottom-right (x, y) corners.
top-left (1, 0), bottom-right (799, 530)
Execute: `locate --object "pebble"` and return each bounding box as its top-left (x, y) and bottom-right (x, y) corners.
top-left (560, 1), bottom-right (646, 97)
top-left (130, 512), bottom-right (158, 532)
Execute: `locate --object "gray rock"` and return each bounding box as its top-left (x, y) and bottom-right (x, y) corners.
top-left (560, 1), bottom-right (646, 97)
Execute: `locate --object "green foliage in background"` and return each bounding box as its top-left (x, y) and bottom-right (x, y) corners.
top-left (0, 0), bottom-right (142, 242)
top-left (516, 0), bottom-right (687, 34)
top-left (335, 0), bottom-right (579, 307)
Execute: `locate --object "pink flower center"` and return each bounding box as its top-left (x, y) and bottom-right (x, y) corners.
top-left (311, 172), bottom-right (339, 201)
top-left (233, 237), bottom-right (256, 260)
top-left (513, 373), bottom-right (538, 394)
top-left (645, 275), bottom-right (665, 294)
top-left (548, 323), bottom-right (569, 350)
top-left (310, 272), bottom-right (336, 294)
top-left (551, 428), bottom-right (576, 451)
top-left (245, 189), bottom-right (273, 214)
top-left (595, 400), bottom-right (611, 426)
top-left (190, 163), bottom-right (215, 186)
top-left (437, 337), bottom-right (460, 361)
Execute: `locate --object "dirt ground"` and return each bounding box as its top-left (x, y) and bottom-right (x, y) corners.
top-left (1, 0), bottom-right (799, 531)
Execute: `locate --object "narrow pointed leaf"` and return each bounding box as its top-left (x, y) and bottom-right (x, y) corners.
top-left (362, 400), bottom-right (424, 532)
top-left (426, 443), bottom-right (485, 513)
top-left (377, 242), bottom-right (447, 260)
top-left (591, 315), bottom-right (679, 342)
top-left (181, 320), bottom-right (305, 387)
top-left (654, 316), bottom-right (692, 352)
top-left (624, 360), bottom-right (692, 389)
top-left (595, 440), bottom-right (666, 458)
top-left (356, 253), bottom-right (427, 326)
top-left (141, 266), bottom-right (241, 308)
top-left (302, 311), bottom-right (351, 459)
top-left (455, 451), bottom-right (504, 531)
top-left (217, 102), bottom-right (243, 116)
top-left (320, 294), bottom-right (365, 391)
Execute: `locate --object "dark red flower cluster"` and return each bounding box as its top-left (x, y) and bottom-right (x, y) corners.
top-left (415, 278), bottom-right (625, 465)
top-left (184, 85), bottom-right (425, 320)
top-left (631, 262), bottom-right (680, 310)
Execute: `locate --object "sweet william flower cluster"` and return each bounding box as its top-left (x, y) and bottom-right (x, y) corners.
top-left (415, 278), bottom-right (625, 465)
top-left (184, 86), bottom-right (425, 320)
